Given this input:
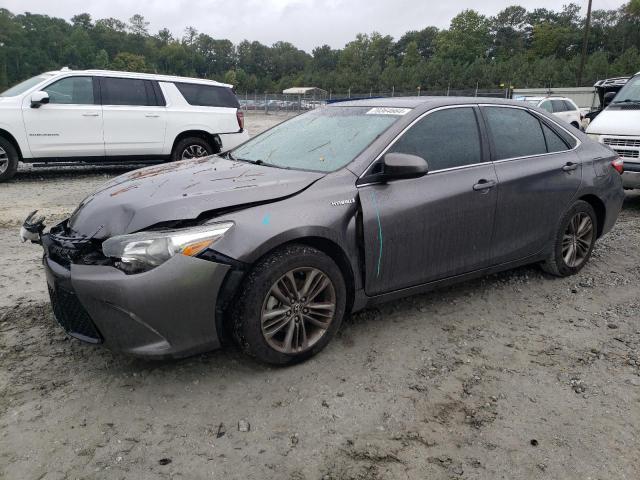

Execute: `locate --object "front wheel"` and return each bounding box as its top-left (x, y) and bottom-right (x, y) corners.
top-left (0, 137), bottom-right (19, 182)
top-left (542, 200), bottom-right (597, 277)
top-left (231, 244), bottom-right (347, 365)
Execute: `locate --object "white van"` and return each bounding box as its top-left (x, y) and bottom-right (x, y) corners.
top-left (0, 69), bottom-right (249, 181)
top-left (586, 71), bottom-right (640, 189)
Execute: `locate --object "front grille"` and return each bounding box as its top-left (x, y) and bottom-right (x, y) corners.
top-left (604, 138), bottom-right (640, 147)
top-left (48, 286), bottom-right (103, 343)
top-left (613, 149), bottom-right (640, 159)
top-left (43, 221), bottom-right (111, 269)
top-left (48, 243), bottom-right (80, 267)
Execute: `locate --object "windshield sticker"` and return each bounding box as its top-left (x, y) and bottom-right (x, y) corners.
top-left (366, 107), bottom-right (412, 116)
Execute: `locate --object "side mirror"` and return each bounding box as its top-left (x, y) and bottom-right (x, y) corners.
top-left (382, 152), bottom-right (429, 180)
top-left (30, 91), bottom-right (50, 108)
top-left (603, 91), bottom-right (616, 107)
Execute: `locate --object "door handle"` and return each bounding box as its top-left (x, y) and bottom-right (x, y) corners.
top-left (473, 179), bottom-right (496, 191)
top-left (562, 162), bottom-right (578, 172)
top-left (82, 113), bottom-right (100, 117)
top-left (145, 114), bottom-right (160, 118)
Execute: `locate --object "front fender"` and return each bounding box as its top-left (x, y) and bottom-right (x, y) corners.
top-left (210, 170), bottom-right (362, 288)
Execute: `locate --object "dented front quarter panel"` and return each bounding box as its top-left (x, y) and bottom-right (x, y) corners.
top-left (210, 169), bottom-right (364, 293)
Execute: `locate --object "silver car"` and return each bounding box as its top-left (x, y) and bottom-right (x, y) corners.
top-left (22, 97), bottom-right (625, 364)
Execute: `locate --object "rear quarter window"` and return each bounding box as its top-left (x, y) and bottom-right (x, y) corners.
top-left (175, 83), bottom-right (240, 108)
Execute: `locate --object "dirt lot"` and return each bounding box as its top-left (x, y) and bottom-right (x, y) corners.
top-left (1, 113), bottom-right (639, 479)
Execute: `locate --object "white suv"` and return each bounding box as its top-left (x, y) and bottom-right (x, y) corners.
top-left (517, 96), bottom-right (583, 130)
top-left (0, 69), bottom-right (249, 181)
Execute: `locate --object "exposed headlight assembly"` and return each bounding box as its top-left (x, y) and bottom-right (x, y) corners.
top-left (102, 222), bottom-right (233, 273)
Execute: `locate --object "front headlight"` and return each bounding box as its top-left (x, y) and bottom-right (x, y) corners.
top-left (587, 133), bottom-right (601, 142)
top-left (102, 222), bottom-right (233, 272)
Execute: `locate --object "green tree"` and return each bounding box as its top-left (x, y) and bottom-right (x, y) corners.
top-left (71, 13), bottom-right (92, 29)
top-left (128, 14), bottom-right (149, 36)
top-left (0, 4), bottom-right (638, 95)
top-left (94, 49), bottom-right (109, 69)
top-left (435, 10), bottom-right (491, 63)
top-left (110, 52), bottom-right (147, 72)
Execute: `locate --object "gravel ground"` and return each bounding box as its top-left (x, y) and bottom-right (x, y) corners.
top-left (1, 113), bottom-right (639, 479)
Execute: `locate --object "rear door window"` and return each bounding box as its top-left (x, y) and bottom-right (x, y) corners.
top-left (551, 99), bottom-right (568, 113)
top-left (539, 101), bottom-right (553, 113)
top-left (483, 106), bottom-right (547, 160)
top-left (388, 107), bottom-right (482, 171)
top-left (563, 100), bottom-right (577, 111)
top-left (43, 76), bottom-right (95, 105)
top-left (175, 82), bottom-right (240, 108)
top-left (100, 77), bottom-right (155, 106)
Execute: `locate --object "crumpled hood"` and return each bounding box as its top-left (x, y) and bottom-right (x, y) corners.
top-left (68, 156), bottom-right (324, 239)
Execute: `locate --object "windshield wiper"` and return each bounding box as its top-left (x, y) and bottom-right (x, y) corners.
top-left (224, 151), bottom-right (291, 169)
top-left (225, 151), bottom-right (263, 165)
top-left (612, 99), bottom-right (640, 104)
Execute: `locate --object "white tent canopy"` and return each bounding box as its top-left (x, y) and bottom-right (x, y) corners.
top-left (282, 87), bottom-right (327, 96)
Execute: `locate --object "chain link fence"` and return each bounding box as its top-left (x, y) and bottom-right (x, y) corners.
top-left (239, 88), bottom-right (508, 114)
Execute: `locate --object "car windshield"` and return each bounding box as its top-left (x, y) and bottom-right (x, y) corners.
top-left (0, 75), bottom-right (49, 97)
top-left (231, 106), bottom-right (407, 172)
top-left (612, 75), bottom-right (640, 103)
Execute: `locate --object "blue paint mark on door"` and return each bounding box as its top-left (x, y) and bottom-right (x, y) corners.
top-left (371, 190), bottom-right (383, 277)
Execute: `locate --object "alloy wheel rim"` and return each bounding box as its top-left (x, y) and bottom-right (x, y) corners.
top-left (261, 267), bottom-right (336, 354)
top-left (181, 144), bottom-right (208, 159)
top-left (0, 147), bottom-right (8, 174)
top-left (562, 212), bottom-right (593, 268)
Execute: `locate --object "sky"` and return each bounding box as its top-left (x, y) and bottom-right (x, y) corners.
top-left (3, 0), bottom-right (630, 52)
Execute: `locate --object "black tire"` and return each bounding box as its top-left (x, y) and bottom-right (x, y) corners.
top-left (542, 200), bottom-right (597, 277)
top-left (231, 244), bottom-right (347, 365)
top-left (0, 136), bottom-right (19, 182)
top-left (171, 136), bottom-right (213, 161)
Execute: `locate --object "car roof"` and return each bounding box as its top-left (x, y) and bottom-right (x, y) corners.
top-left (328, 96), bottom-right (546, 109)
top-left (517, 96), bottom-right (575, 102)
top-left (44, 68), bottom-right (233, 88)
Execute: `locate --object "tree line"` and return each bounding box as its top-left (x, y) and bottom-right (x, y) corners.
top-left (1, 2), bottom-right (639, 94)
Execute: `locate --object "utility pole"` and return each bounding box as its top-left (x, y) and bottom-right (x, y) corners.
top-left (577, 0), bottom-right (593, 87)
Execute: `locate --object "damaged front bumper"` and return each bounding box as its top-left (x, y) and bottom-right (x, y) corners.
top-left (36, 220), bottom-right (233, 358)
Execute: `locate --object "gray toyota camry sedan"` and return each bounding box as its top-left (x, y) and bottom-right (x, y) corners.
top-left (22, 97), bottom-right (625, 365)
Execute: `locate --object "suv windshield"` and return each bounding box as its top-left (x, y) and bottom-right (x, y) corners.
top-left (1, 75), bottom-right (49, 97)
top-left (231, 106), bottom-right (406, 172)
top-left (612, 75), bottom-right (640, 103)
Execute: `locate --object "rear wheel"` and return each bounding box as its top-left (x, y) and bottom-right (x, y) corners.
top-left (231, 244), bottom-right (347, 365)
top-left (171, 137), bottom-right (213, 161)
top-left (0, 137), bottom-right (19, 182)
top-left (542, 200), bottom-right (597, 277)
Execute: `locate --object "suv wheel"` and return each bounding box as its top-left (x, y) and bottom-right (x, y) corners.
top-left (0, 137), bottom-right (19, 182)
top-left (172, 137), bottom-right (213, 161)
top-left (542, 200), bottom-right (597, 277)
top-left (232, 244), bottom-right (347, 365)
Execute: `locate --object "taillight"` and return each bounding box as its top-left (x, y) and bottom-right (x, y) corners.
top-left (611, 157), bottom-right (624, 174)
top-left (236, 109), bottom-right (244, 131)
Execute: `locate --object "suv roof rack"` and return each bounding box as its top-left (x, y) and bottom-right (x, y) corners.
top-left (594, 77), bottom-right (629, 88)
